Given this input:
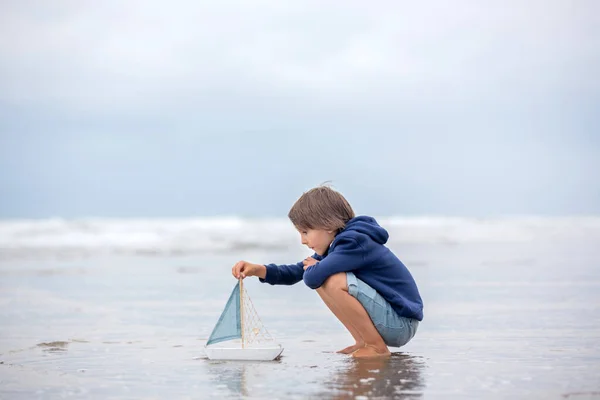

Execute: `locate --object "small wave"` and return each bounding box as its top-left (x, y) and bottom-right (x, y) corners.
top-left (1, 216), bottom-right (599, 261)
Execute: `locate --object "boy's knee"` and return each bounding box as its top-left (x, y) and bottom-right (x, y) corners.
top-left (320, 272), bottom-right (348, 292)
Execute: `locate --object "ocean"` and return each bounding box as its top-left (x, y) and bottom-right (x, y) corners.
top-left (1, 216), bottom-right (599, 399)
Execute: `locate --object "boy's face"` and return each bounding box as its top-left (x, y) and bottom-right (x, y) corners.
top-left (298, 228), bottom-right (336, 256)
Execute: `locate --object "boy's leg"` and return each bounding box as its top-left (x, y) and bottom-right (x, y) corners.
top-left (316, 289), bottom-right (365, 354)
top-left (316, 273), bottom-right (390, 358)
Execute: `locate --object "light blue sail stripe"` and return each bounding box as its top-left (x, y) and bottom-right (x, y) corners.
top-left (206, 283), bottom-right (242, 346)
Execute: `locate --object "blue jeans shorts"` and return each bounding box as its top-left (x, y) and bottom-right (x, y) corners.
top-left (346, 272), bottom-right (419, 347)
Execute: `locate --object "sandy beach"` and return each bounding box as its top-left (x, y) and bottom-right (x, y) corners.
top-left (1, 217), bottom-right (599, 399)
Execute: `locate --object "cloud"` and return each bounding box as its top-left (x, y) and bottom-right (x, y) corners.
top-left (1, 0), bottom-right (598, 115)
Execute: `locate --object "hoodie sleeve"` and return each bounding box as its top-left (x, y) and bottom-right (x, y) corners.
top-left (302, 237), bottom-right (366, 289)
top-left (259, 261), bottom-right (305, 286)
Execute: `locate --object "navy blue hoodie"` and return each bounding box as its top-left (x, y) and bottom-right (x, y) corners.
top-left (260, 216), bottom-right (424, 321)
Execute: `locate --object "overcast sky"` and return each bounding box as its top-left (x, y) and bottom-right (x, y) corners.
top-left (0, 0), bottom-right (598, 218)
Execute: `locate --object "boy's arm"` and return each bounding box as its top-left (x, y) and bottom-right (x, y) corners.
top-left (302, 237), bottom-right (366, 289)
top-left (259, 261), bottom-right (305, 286)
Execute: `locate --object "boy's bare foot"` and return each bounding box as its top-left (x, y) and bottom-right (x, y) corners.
top-left (351, 344), bottom-right (391, 359)
top-left (337, 343), bottom-right (365, 354)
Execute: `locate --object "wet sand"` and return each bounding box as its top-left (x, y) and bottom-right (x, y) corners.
top-left (1, 241), bottom-right (599, 399)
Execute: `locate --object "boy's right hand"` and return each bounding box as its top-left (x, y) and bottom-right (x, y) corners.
top-left (232, 261), bottom-right (267, 280)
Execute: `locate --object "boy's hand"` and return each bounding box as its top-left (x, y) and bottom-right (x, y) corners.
top-left (303, 256), bottom-right (318, 270)
top-left (232, 261), bottom-right (266, 279)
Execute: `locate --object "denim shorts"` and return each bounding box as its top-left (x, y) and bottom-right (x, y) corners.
top-left (347, 272), bottom-right (419, 347)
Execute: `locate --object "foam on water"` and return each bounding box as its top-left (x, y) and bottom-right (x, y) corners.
top-left (1, 216), bottom-right (599, 260)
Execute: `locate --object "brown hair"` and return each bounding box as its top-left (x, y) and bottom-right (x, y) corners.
top-left (288, 185), bottom-right (355, 232)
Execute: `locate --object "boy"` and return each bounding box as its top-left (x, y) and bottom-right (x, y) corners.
top-left (231, 186), bottom-right (423, 358)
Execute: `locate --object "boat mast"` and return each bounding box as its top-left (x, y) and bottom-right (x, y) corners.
top-left (240, 277), bottom-right (245, 349)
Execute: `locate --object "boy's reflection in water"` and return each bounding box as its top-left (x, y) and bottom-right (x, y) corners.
top-left (325, 352), bottom-right (426, 399)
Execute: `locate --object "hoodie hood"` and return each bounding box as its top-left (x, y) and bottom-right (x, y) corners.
top-left (341, 216), bottom-right (389, 245)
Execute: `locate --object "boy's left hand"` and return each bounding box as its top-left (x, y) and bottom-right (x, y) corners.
top-left (303, 256), bottom-right (318, 270)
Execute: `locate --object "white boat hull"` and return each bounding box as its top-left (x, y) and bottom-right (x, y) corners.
top-left (205, 345), bottom-right (284, 361)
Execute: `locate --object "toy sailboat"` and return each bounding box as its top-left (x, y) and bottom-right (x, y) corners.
top-left (205, 278), bottom-right (283, 361)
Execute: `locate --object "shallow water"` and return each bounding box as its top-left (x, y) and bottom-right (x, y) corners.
top-left (1, 240), bottom-right (599, 399)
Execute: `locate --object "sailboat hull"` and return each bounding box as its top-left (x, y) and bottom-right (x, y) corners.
top-left (205, 345), bottom-right (284, 361)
